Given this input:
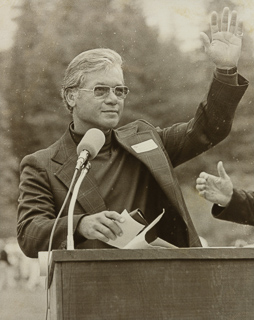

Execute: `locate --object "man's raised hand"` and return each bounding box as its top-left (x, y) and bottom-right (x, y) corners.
top-left (200, 7), bottom-right (243, 68)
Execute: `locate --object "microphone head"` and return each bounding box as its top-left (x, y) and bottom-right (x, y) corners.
top-left (77, 128), bottom-right (106, 160)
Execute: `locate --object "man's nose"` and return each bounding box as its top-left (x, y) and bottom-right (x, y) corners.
top-left (104, 88), bottom-right (118, 104)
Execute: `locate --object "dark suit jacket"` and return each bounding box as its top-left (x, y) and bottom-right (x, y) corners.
top-left (17, 76), bottom-right (248, 258)
top-left (212, 189), bottom-right (254, 226)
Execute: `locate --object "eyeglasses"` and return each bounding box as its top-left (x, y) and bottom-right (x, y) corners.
top-left (78, 85), bottom-right (129, 99)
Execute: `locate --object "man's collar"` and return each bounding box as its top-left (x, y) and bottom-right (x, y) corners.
top-left (69, 122), bottom-right (83, 146)
top-left (69, 122), bottom-right (116, 152)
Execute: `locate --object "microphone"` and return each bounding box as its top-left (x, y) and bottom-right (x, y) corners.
top-left (67, 128), bottom-right (105, 250)
top-left (76, 128), bottom-right (105, 170)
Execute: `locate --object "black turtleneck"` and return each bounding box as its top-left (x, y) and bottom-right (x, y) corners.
top-left (69, 122), bottom-right (154, 218)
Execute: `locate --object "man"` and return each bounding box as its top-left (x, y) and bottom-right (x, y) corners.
top-left (18, 7), bottom-right (248, 258)
top-left (196, 161), bottom-right (254, 226)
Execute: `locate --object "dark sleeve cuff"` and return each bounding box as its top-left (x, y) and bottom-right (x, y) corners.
top-left (205, 74), bottom-right (249, 136)
top-left (212, 203), bottom-right (226, 218)
top-left (209, 74), bottom-right (248, 107)
top-left (58, 214), bottom-right (88, 249)
top-left (214, 70), bottom-right (238, 86)
top-left (212, 188), bottom-right (238, 219)
top-left (73, 214), bottom-right (88, 245)
top-left (212, 189), bottom-right (254, 225)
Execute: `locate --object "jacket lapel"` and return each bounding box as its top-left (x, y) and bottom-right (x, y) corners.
top-left (51, 124), bottom-right (187, 218)
top-left (114, 125), bottom-right (186, 213)
top-left (52, 129), bottom-right (107, 214)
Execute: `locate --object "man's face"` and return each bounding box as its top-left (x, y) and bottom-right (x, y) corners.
top-left (72, 65), bottom-right (125, 133)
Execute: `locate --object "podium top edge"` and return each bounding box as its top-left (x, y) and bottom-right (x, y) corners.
top-left (48, 247), bottom-right (254, 262)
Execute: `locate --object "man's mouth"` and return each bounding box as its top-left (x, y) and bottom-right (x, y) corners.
top-left (103, 110), bottom-right (118, 113)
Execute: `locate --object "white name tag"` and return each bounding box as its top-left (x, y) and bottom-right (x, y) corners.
top-left (131, 139), bottom-right (158, 153)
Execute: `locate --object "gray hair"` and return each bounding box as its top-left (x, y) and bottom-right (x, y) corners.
top-left (61, 48), bottom-right (123, 112)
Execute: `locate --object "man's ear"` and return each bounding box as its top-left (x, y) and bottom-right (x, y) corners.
top-left (65, 88), bottom-right (77, 107)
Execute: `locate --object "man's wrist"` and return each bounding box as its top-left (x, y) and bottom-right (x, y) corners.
top-left (215, 67), bottom-right (238, 85)
top-left (216, 66), bottom-right (237, 75)
top-left (76, 215), bottom-right (88, 238)
top-left (217, 194), bottom-right (232, 208)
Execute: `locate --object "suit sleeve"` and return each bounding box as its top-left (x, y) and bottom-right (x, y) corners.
top-left (212, 189), bottom-right (254, 226)
top-left (17, 154), bottom-right (86, 258)
top-left (158, 75), bottom-right (248, 167)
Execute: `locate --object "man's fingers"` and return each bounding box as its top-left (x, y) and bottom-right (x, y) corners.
top-left (221, 7), bottom-right (230, 32)
top-left (105, 211), bottom-right (125, 223)
top-left (91, 230), bottom-right (111, 243)
top-left (103, 211), bottom-right (124, 237)
top-left (198, 190), bottom-right (206, 198)
top-left (103, 218), bottom-right (123, 237)
top-left (229, 10), bottom-right (237, 34)
top-left (81, 211), bottom-right (125, 240)
top-left (235, 20), bottom-right (243, 36)
top-left (196, 177), bottom-right (207, 185)
top-left (210, 11), bottom-right (219, 35)
top-left (83, 223), bottom-right (112, 242)
top-left (199, 172), bottom-right (209, 180)
top-left (96, 224), bottom-right (119, 241)
top-left (196, 175), bottom-right (208, 193)
top-left (196, 183), bottom-right (206, 192)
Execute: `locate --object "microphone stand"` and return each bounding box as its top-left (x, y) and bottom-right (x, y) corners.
top-left (67, 161), bottom-right (91, 250)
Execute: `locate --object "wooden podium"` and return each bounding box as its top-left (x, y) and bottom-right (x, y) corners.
top-left (48, 248), bottom-right (254, 319)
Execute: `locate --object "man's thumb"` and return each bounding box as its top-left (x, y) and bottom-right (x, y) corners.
top-left (217, 161), bottom-right (228, 179)
top-left (200, 32), bottom-right (210, 51)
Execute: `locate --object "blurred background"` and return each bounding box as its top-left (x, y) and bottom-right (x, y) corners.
top-left (0, 0), bottom-right (254, 318)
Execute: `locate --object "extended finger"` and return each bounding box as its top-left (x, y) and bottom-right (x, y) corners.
top-left (235, 20), bottom-right (243, 37)
top-left (210, 11), bottom-right (219, 35)
top-left (217, 161), bottom-right (228, 179)
top-left (221, 7), bottom-right (230, 32)
top-left (229, 10), bottom-right (237, 34)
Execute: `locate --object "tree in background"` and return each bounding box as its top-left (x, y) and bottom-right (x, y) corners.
top-left (0, 91), bottom-right (19, 237)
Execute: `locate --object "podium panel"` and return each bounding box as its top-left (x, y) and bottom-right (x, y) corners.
top-left (49, 248), bottom-right (254, 320)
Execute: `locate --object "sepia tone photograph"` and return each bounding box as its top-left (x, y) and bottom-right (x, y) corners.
top-left (0, 0), bottom-right (254, 319)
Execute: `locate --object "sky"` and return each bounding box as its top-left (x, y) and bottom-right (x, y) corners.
top-left (0, 0), bottom-right (254, 52)
top-left (141, 0), bottom-right (254, 51)
top-left (141, 0), bottom-right (208, 51)
top-left (0, 0), bottom-right (20, 51)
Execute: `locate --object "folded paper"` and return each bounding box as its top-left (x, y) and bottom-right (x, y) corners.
top-left (107, 209), bottom-right (177, 249)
